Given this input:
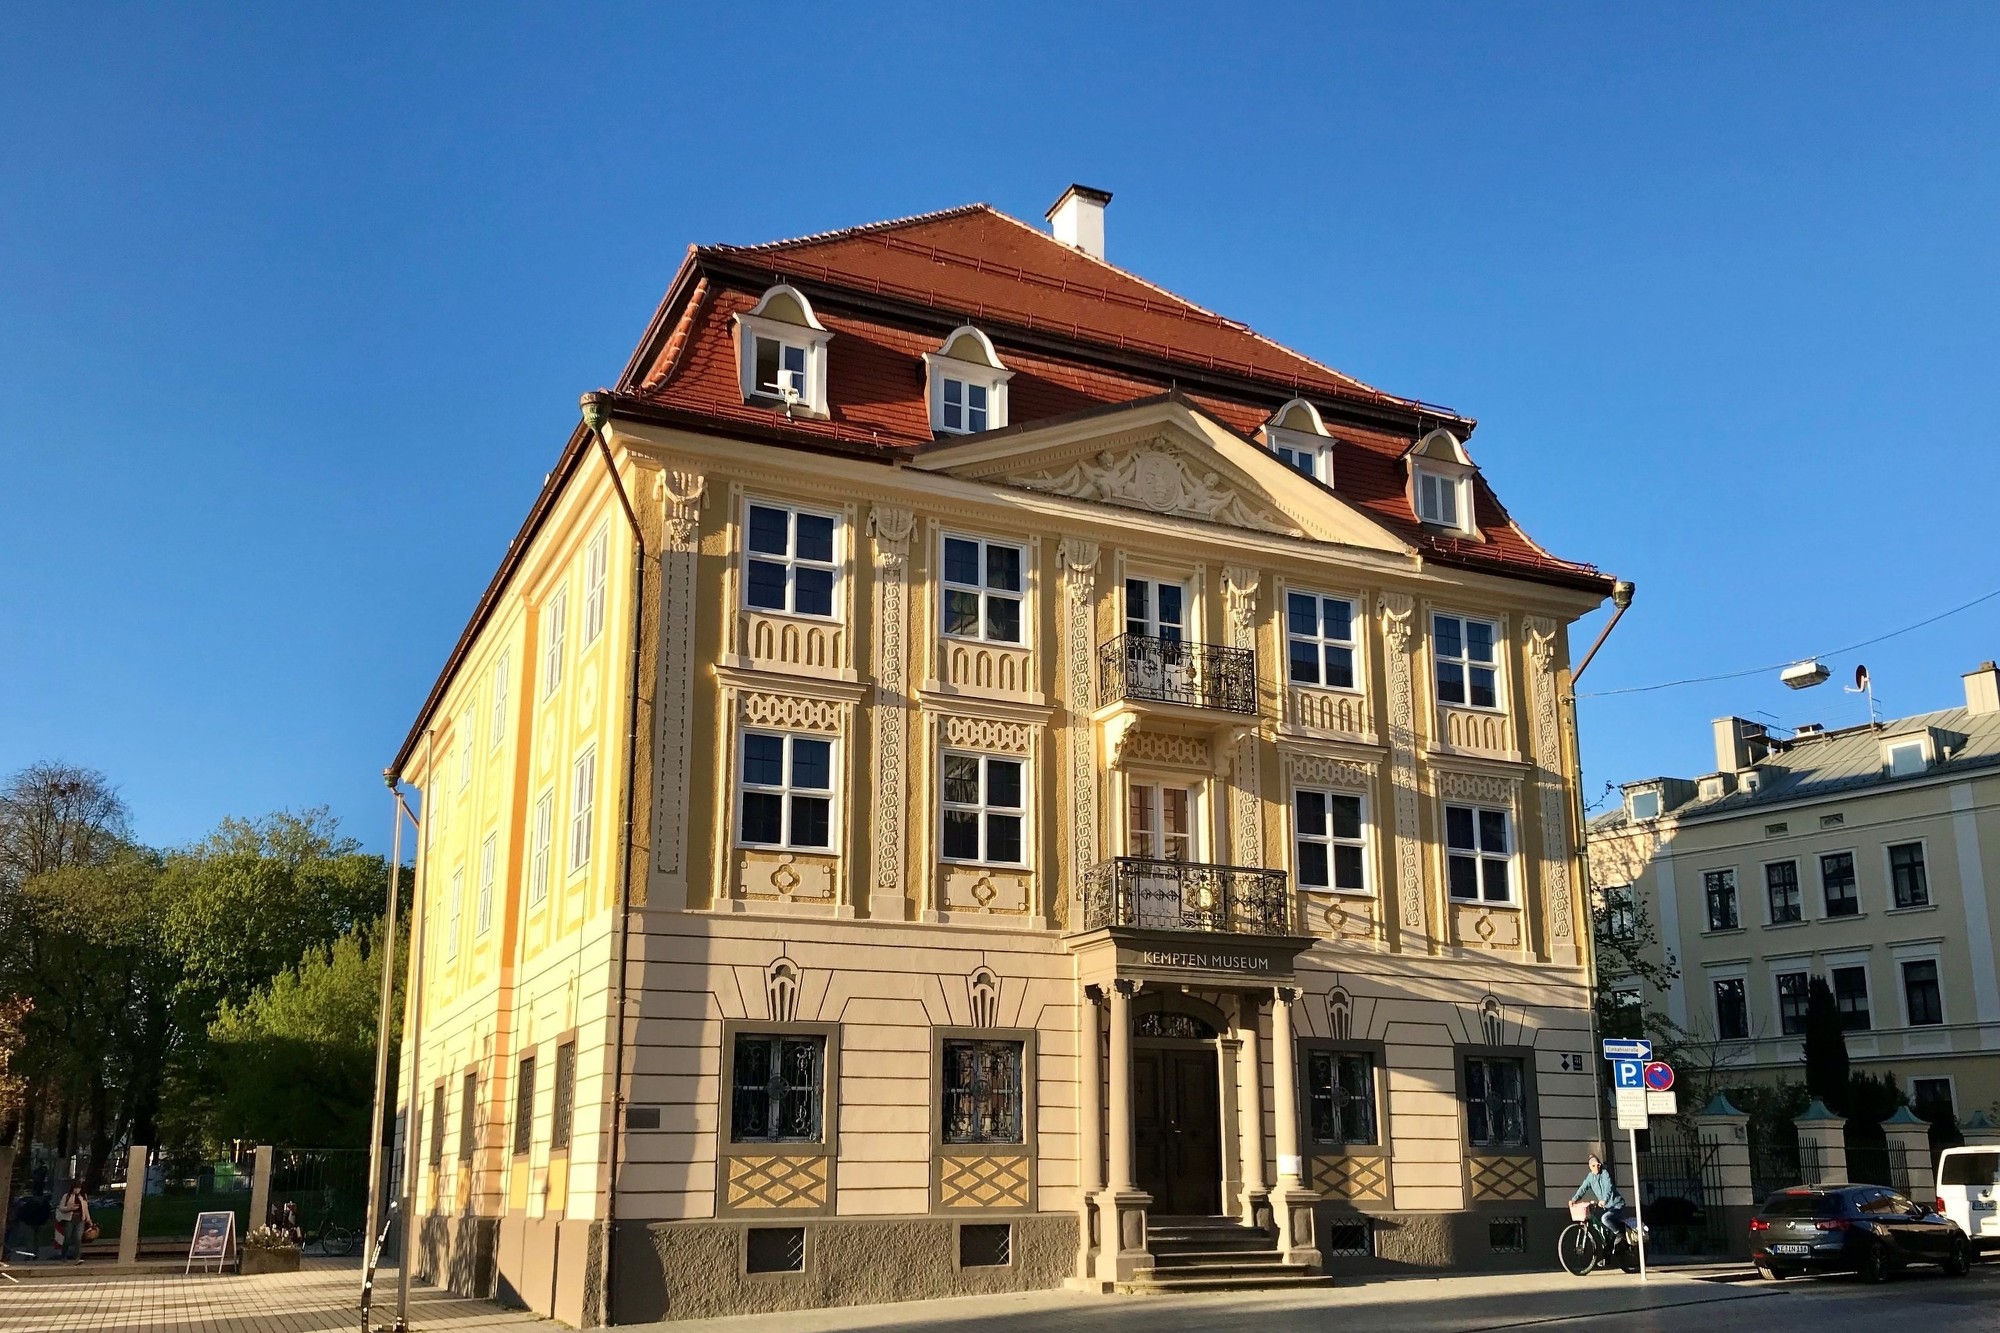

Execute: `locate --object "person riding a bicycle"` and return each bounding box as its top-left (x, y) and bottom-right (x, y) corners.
top-left (1571, 1154), bottom-right (1631, 1245)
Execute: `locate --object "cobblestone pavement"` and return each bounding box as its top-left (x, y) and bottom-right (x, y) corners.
top-left (0, 1259), bottom-right (551, 1333)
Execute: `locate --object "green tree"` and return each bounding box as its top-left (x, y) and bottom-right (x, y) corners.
top-left (1803, 975), bottom-right (1851, 1109)
top-left (203, 918), bottom-right (404, 1147)
top-left (158, 808), bottom-right (392, 1013)
top-left (1591, 880), bottom-right (1681, 1041)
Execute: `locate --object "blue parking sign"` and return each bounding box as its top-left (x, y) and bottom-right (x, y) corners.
top-left (1613, 1059), bottom-right (1644, 1089)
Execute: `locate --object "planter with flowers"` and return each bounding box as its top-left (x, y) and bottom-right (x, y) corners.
top-left (241, 1225), bottom-right (301, 1275)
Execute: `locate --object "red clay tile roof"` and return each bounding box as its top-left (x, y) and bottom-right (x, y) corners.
top-left (612, 203), bottom-right (1607, 593)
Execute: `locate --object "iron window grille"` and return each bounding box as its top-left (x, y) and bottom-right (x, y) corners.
top-left (513, 1057), bottom-right (535, 1156)
top-left (958, 1223), bottom-right (1011, 1268)
top-left (1080, 856), bottom-right (1292, 935)
top-left (1487, 1216), bottom-right (1527, 1254)
top-left (1306, 1050), bottom-right (1378, 1146)
top-left (731, 1034), bottom-right (825, 1143)
top-left (1465, 1057), bottom-right (1528, 1148)
top-left (458, 1072), bottom-right (478, 1162)
top-left (745, 1225), bottom-right (806, 1274)
top-left (429, 1084), bottom-right (446, 1167)
top-left (1889, 843), bottom-right (1930, 909)
top-left (551, 1042), bottom-right (576, 1152)
top-left (1821, 852), bottom-right (1859, 917)
top-left (941, 1040), bottom-right (1024, 1146)
top-left (1098, 633), bottom-right (1257, 714)
top-left (1322, 1217), bottom-right (1373, 1257)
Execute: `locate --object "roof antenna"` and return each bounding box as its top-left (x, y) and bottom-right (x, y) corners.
top-left (1844, 664), bottom-right (1879, 726)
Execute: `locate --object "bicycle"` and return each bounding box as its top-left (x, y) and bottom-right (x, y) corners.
top-left (1558, 1201), bottom-right (1640, 1276)
top-left (310, 1187), bottom-right (359, 1258)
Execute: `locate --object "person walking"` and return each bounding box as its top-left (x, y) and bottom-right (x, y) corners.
top-left (54, 1179), bottom-right (90, 1264)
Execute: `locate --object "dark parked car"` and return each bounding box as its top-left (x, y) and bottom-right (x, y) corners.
top-left (1750, 1183), bottom-right (1973, 1282)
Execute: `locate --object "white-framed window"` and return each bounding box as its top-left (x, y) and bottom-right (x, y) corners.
top-left (1712, 976), bottom-right (1749, 1040)
top-left (1274, 438), bottom-right (1331, 480)
top-left (1286, 592), bottom-right (1357, 690)
top-left (1434, 613), bottom-right (1500, 710)
top-left (458, 708), bottom-right (474, 790)
top-left (1888, 841), bottom-right (1930, 909)
top-left (1416, 469), bottom-right (1466, 528)
top-left (1126, 782), bottom-right (1196, 862)
top-left (1902, 957), bottom-right (1944, 1026)
top-left (528, 789), bottom-right (553, 905)
top-left (1628, 789), bottom-right (1661, 821)
top-left (1776, 969), bottom-right (1810, 1035)
top-left (1703, 868), bottom-right (1740, 931)
top-left (542, 585), bottom-right (568, 698)
top-left (582, 526), bottom-right (609, 645)
top-left (1295, 787), bottom-right (1367, 893)
top-left (1885, 738), bottom-right (1929, 777)
top-left (476, 834), bottom-right (497, 935)
top-left (941, 535), bottom-right (1024, 644)
top-left (924, 326), bottom-right (1011, 436)
top-left (1831, 964), bottom-right (1871, 1030)
top-left (745, 502), bottom-right (838, 619)
top-left (940, 752), bottom-right (1026, 866)
top-left (490, 652), bottom-right (510, 750)
top-left (1445, 803), bottom-right (1512, 903)
top-left (1610, 984), bottom-right (1643, 1017)
top-left (735, 285), bottom-right (833, 415)
top-left (446, 867), bottom-right (463, 961)
top-left (569, 746), bottom-right (596, 874)
top-left (738, 731), bottom-right (835, 850)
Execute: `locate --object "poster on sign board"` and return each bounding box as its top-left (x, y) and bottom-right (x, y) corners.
top-left (185, 1210), bottom-right (236, 1275)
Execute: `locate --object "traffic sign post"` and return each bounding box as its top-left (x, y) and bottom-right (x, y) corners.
top-left (1628, 1123), bottom-right (1647, 1282)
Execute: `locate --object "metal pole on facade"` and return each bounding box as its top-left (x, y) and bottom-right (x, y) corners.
top-left (394, 736), bottom-right (434, 1333)
top-left (362, 776), bottom-right (405, 1310)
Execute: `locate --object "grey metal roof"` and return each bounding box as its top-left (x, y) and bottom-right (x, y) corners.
top-left (1670, 705), bottom-right (2000, 821)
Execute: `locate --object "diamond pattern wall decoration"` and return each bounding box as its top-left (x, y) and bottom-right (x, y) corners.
top-left (1469, 1155), bottom-right (1539, 1201)
top-left (938, 1154), bottom-right (1031, 1208)
top-left (1310, 1153), bottom-right (1389, 1201)
top-left (725, 1154), bottom-right (829, 1210)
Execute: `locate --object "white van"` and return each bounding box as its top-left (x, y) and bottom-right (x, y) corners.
top-left (1935, 1145), bottom-right (1999, 1253)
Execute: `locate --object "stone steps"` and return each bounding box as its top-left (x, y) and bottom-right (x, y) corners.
top-left (1121, 1216), bottom-right (1335, 1294)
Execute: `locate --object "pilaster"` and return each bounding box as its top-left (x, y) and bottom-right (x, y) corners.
top-left (868, 505), bottom-right (914, 921)
top-left (1268, 987), bottom-right (1321, 1268)
top-left (1523, 616), bottom-right (1578, 965)
top-left (1223, 565), bottom-right (1264, 869)
top-left (1094, 979), bottom-right (1154, 1285)
top-left (1236, 992), bottom-right (1271, 1229)
top-left (1378, 591), bottom-right (1428, 951)
top-left (1060, 539), bottom-right (1101, 930)
top-left (650, 469), bottom-right (705, 909)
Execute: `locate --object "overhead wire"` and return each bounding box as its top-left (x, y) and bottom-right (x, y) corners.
top-left (1579, 582), bottom-right (2000, 700)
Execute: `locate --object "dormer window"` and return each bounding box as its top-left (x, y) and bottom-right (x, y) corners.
top-left (1885, 737), bottom-right (1931, 776)
top-left (1264, 398), bottom-right (1334, 484)
top-left (1407, 429), bottom-right (1478, 536)
top-left (734, 284), bottom-right (833, 417)
top-left (1628, 789), bottom-right (1662, 821)
top-left (924, 326), bottom-right (1011, 436)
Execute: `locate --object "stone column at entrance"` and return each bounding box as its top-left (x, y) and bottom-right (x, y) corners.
top-left (1217, 1032), bottom-right (1243, 1217)
top-left (1235, 993), bottom-right (1270, 1229)
top-left (1694, 1095), bottom-right (1755, 1260)
top-left (1094, 980), bottom-right (1154, 1285)
top-left (1070, 986), bottom-right (1106, 1289)
top-left (1793, 1101), bottom-right (1847, 1184)
top-left (1881, 1107), bottom-right (1935, 1200)
top-left (1268, 988), bottom-right (1321, 1268)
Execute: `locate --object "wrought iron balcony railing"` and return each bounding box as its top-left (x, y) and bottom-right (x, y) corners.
top-left (1098, 634), bottom-right (1257, 714)
top-left (1080, 856), bottom-right (1293, 935)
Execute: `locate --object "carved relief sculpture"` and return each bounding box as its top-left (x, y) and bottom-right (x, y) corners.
top-left (1223, 565), bottom-right (1264, 867)
top-left (870, 506), bottom-right (914, 915)
top-left (1060, 539), bottom-right (1101, 928)
top-left (1017, 440), bottom-right (1297, 535)
top-left (652, 470), bottom-right (705, 895)
top-left (1524, 616), bottom-right (1577, 954)
top-left (1378, 591), bottom-right (1427, 947)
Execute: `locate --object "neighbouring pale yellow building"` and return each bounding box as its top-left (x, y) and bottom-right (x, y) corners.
top-left (1589, 664), bottom-right (2000, 1134)
top-left (390, 188), bottom-right (1618, 1324)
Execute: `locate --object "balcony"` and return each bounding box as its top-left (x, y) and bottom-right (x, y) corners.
top-left (1099, 634), bottom-right (1257, 715)
top-left (1080, 856), bottom-right (1293, 936)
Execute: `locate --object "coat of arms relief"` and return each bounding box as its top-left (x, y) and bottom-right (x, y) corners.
top-left (1007, 438), bottom-right (1300, 536)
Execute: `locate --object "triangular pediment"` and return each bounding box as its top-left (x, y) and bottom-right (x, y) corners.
top-left (911, 398), bottom-right (1411, 553)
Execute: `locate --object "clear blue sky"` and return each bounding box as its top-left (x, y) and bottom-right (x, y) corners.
top-left (4, 4), bottom-right (1997, 850)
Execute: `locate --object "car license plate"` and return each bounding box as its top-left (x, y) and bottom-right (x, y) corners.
top-left (1772, 1244), bottom-right (1810, 1255)
top-left (1972, 1201), bottom-right (1996, 1211)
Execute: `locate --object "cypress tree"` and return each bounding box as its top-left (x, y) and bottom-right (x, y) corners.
top-left (1802, 974), bottom-right (1850, 1112)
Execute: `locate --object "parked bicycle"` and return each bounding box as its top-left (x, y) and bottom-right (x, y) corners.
top-left (312, 1187), bottom-right (359, 1257)
top-left (1558, 1200), bottom-right (1642, 1276)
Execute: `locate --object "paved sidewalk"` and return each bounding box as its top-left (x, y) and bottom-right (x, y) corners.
top-left (0, 1259), bottom-right (550, 1333)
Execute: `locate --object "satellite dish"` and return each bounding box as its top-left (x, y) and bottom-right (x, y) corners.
top-left (1855, 664), bottom-right (1869, 691)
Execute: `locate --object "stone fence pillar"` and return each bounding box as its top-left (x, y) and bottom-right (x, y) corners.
top-left (248, 1145), bottom-right (274, 1240)
top-left (1695, 1095), bottom-right (1754, 1257)
top-left (1959, 1109), bottom-right (2000, 1147)
top-left (1793, 1101), bottom-right (1845, 1184)
top-left (1881, 1108), bottom-right (1934, 1200)
top-left (117, 1145), bottom-right (147, 1266)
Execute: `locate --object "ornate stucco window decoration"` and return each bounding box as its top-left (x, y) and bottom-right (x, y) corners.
top-left (923, 325), bottom-right (1013, 436)
top-left (1406, 428), bottom-right (1479, 538)
top-left (733, 283), bottom-right (833, 418)
top-left (1262, 397), bottom-right (1335, 484)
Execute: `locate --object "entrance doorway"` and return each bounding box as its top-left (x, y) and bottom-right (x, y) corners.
top-left (1133, 1039), bottom-right (1222, 1217)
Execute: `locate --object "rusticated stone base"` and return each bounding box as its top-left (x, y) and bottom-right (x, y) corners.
top-left (1315, 1204), bottom-right (1566, 1276)
top-left (609, 1213), bottom-right (1078, 1323)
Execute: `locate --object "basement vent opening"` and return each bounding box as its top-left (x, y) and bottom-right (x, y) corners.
top-left (1488, 1216), bottom-right (1527, 1254)
top-left (1323, 1217), bottom-right (1373, 1257)
top-left (746, 1226), bottom-right (806, 1274)
top-left (958, 1222), bottom-right (1012, 1268)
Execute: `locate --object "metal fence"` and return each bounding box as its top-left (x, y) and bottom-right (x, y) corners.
top-left (1636, 1131), bottom-right (1728, 1255)
top-left (1749, 1131), bottom-right (1815, 1201)
top-left (269, 1148), bottom-right (371, 1233)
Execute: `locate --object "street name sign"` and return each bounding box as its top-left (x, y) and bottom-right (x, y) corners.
top-left (1601, 1038), bottom-right (1653, 1061)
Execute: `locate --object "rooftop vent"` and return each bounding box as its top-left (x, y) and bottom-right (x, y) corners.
top-left (1794, 723), bottom-right (1825, 737)
top-left (1046, 184), bottom-right (1111, 261)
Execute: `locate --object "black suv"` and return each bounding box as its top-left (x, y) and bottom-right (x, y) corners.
top-left (1750, 1183), bottom-right (1973, 1282)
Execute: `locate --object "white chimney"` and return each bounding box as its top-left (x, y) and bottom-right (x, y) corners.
top-left (1966, 661), bottom-right (2000, 715)
top-left (1046, 184), bottom-right (1111, 260)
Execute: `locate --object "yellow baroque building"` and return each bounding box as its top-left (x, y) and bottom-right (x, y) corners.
top-left (390, 190), bottom-right (1618, 1323)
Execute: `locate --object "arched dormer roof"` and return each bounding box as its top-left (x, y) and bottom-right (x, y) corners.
top-left (747, 282), bottom-right (827, 331)
top-left (1266, 397), bottom-right (1328, 437)
top-left (1410, 427), bottom-right (1471, 466)
top-left (936, 324), bottom-right (1004, 369)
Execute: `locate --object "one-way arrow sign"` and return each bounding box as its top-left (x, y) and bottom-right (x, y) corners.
top-left (1601, 1038), bottom-right (1653, 1061)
